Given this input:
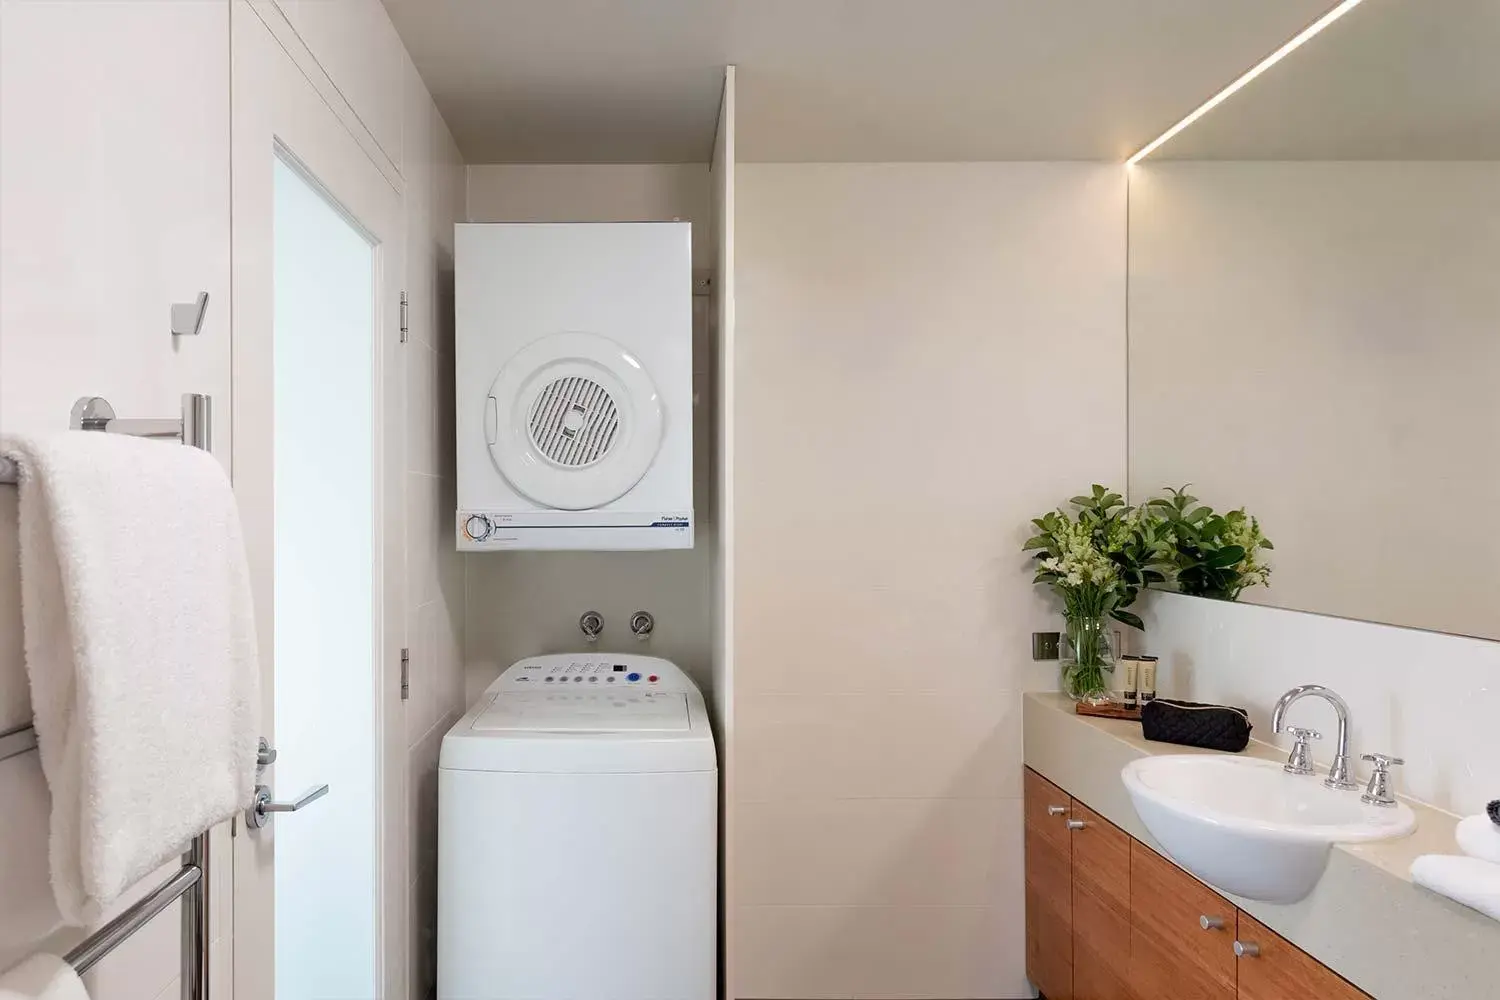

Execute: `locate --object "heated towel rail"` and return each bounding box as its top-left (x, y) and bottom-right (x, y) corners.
top-left (0, 392), bottom-right (214, 1000)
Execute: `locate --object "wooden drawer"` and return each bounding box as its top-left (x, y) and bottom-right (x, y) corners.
top-left (1071, 802), bottom-right (1130, 1000)
top-left (1235, 913), bottom-right (1373, 1000)
top-left (1129, 841), bottom-right (1235, 1000)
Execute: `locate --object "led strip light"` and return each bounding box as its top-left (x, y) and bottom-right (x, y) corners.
top-left (1126, 0), bottom-right (1371, 166)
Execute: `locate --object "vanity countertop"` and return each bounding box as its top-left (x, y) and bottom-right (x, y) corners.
top-left (1023, 691), bottom-right (1500, 1000)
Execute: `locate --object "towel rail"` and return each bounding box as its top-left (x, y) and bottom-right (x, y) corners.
top-left (1, 392), bottom-right (214, 1000)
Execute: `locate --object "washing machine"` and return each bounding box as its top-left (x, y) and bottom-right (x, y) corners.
top-left (437, 654), bottom-right (717, 1000)
top-left (454, 222), bottom-right (694, 552)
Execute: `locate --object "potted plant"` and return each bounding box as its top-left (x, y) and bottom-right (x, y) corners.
top-left (1024, 486), bottom-right (1173, 701)
top-left (1146, 486), bottom-right (1273, 600)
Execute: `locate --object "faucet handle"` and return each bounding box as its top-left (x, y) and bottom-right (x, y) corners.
top-left (1282, 727), bottom-right (1321, 776)
top-left (1360, 753), bottom-right (1404, 807)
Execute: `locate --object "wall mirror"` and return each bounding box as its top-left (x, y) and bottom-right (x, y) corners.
top-left (1126, 0), bottom-right (1500, 639)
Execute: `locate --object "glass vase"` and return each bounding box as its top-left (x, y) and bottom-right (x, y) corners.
top-left (1060, 614), bottom-right (1116, 703)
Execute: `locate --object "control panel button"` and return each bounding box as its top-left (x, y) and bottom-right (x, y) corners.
top-left (627, 672), bottom-right (641, 682)
top-left (463, 514), bottom-right (492, 542)
top-left (648, 674), bottom-right (659, 683)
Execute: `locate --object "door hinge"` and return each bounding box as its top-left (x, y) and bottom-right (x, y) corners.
top-left (399, 291), bottom-right (409, 343)
top-left (400, 647), bottom-right (410, 700)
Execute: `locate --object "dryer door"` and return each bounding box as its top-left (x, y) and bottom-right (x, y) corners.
top-left (485, 331), bottom-right (665, 510)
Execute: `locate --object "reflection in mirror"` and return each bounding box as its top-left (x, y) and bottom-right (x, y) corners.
top-left (1127, 0), bottom-right (1500, 639)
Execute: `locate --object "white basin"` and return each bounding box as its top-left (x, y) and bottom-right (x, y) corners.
top-left (1122, 754), bottom-right (1416, 903)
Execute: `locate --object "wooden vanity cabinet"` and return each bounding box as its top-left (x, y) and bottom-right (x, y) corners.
top-left (1071, 802), bottom-right (1131, 1000)
top-left (1128, 839), bottom-right (1236, 1000)
top-left (1023, 767), bottom-right (1374, 1000)
top-left (1234, 913), bottom-right (1371, 1000)
top-left (1025, 769), bottom-right (1074, 999)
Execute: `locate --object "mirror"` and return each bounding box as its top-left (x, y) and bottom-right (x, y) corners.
top-left (1127, 0), bottom-right (1500, 639)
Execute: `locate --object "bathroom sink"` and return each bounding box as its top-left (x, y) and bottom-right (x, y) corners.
top-left (1121, 755), bottom-right (1415, 903)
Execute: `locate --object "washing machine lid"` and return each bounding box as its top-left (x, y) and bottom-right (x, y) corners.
top-left (473, 691), bottom-right (689, 733)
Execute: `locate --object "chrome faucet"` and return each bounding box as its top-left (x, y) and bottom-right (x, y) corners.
top-left (1271, 685), bottom-right (1359, 790)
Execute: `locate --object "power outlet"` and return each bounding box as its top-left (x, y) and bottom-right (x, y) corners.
top-left (1032, 631), bottom-right (1061, 660)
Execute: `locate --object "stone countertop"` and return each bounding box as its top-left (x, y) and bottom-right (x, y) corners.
top-left (1023, 692), bottom-right (1500, 1000)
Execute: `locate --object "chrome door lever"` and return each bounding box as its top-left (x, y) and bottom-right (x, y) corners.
top-left (246, 783), bottom-right (329, 829)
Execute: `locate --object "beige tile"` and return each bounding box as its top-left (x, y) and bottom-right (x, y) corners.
top-left (406, 722), bottom-right (444, 915)
top-left (735, 797), bottom-right (1023, 908)
top-left (406, 472), bottom-right (441, 610)
top-left (734, 903), bottom-right (1027, 1000)
top-left (735, 691), bottom-right (1023, 803)
top-left (405, 597), bottom-right (433, 746)
top-left (405, 340), bottom-right (440, 477)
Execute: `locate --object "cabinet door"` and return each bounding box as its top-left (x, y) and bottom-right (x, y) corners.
top-left (1234, 914), bottom-right (1372, 1000)
top-left (1025, 769), bottom-right (1074, 998)
top-left (1129, 841), bottom-right (1236, 1000)
top-left (1071, 802), bottom-right (1130, 1000)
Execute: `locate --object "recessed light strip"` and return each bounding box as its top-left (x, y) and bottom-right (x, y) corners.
top-left (1125, 0), bottom-right (1370, 166)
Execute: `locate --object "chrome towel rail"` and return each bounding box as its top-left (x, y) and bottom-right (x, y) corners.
top-left (0, 393), bottom-right (211, 485)
top-left (1, 391), bottom-right (214, 1000)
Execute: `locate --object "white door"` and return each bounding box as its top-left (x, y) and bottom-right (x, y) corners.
top-left (230, 2), bottom-right (405, 997)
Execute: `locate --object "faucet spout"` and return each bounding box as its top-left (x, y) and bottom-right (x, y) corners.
top-left (1271, 684), bottom-right (1358, 791)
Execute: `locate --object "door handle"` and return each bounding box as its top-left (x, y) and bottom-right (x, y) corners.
top-left (246, 783), bottom-right (329, 829)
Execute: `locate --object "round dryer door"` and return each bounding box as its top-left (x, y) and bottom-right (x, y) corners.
top-left (486, 331), bottom-right (664, 510)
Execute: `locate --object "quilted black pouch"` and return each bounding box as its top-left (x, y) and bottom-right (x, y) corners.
top-left (1140, 699), bottom-right (1252, 753)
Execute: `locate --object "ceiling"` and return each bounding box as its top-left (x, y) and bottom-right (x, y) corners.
top-left (379, 0), bottom-right (1338, 164)
top-left (1153, 0), bottom-right (1500, 160)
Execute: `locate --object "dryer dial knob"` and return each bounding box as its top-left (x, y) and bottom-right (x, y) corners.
top-left (464, 514), bottom-right (492, 541)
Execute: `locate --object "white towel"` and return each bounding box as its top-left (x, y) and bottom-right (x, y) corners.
top-left (1, 486), bottom-right (28, 733)
top-left (1410, 855), bottom-right (1500, 923)
top-left (0, 432), bottom-right (258, 924)
top-left (0, 955), bottom-right (88, 1000)
top-left (1455, 814), bottom-right (1500, 866)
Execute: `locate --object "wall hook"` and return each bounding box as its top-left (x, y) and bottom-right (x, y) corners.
top-left (171, 291), bottom-right (210, 337)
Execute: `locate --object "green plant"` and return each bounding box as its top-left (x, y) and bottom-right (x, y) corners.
top-left (1023, 485), bottom-right (1173, 631)
top-left (1146, 486), bottom-right (1273, 600)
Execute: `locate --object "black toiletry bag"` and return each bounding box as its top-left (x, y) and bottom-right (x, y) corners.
top-left (1141, 699), bottom-right (1252, 753)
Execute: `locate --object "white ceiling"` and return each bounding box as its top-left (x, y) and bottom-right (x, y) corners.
top-left (1153, 0), bottom-right (1500, 160)
top-left (379, 0), bottom-right (1338, 164)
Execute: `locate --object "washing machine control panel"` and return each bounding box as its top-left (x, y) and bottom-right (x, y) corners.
top-left (487, 653), bottom-right (696, 694)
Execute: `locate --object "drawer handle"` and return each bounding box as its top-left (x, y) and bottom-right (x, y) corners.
top-left (1199, 915), bottom-right (1226, 931)
top-left (1234, 940), bottom-right (1261, 959)
top-left (1065, 819), bottom-right (1087, 830)
top-left (1047, 805), bottom-right (1068, 816)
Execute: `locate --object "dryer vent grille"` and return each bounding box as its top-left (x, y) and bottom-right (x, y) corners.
top-left (527, 376), bottom-right (620, 467)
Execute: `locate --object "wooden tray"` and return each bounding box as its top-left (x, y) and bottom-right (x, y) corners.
top-left (1074, 701), bottom-right (1142, 722)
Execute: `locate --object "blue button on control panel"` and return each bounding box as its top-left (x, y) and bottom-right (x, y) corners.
top-left (627, 672), bottom-right (642, 682)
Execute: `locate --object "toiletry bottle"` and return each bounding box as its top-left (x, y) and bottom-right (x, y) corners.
top-left (1120, 656), bottom-right (1139, 709)
top-left (1138, 656), bottom-right (1158, 704)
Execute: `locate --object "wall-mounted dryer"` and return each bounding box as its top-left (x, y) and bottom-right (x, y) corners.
top-left (454, 222), bottom-right (693, 550)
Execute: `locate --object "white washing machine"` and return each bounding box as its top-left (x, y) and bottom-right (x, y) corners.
top-left (454, 222), bottom-right (694, 552)
top-left (437, 654), bottom-right (717, 1000)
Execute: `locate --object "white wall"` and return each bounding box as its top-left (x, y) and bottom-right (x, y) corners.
top-left (461, 164), bottom-right (718, 697)
top-left (728, 162), bottom-right (1126, 999)
top-left (1128, 161), bottom-right (1500, 639)
top-left (0, 0), bottom-right (234, 993)
top-left (0, 1), bottom-right (464, 997)
top-left (1141, 590), bottom-right (1500, 818)
top-left (399, 49), bottom-right (467, 1000)
top-left (710, 66), bottom-right (737, 1000)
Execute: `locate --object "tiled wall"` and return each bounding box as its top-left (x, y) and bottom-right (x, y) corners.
top-left (1140, 590), bottom-right (1500, 818)
top-left (461, 164), bottom-right (718, 699)
top-left (728, 162), bottom-right (1127, 999)
top-left (399, 52), bottom-right (468, 1000)
top-left (0, 1), bottom-right (465, 996)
